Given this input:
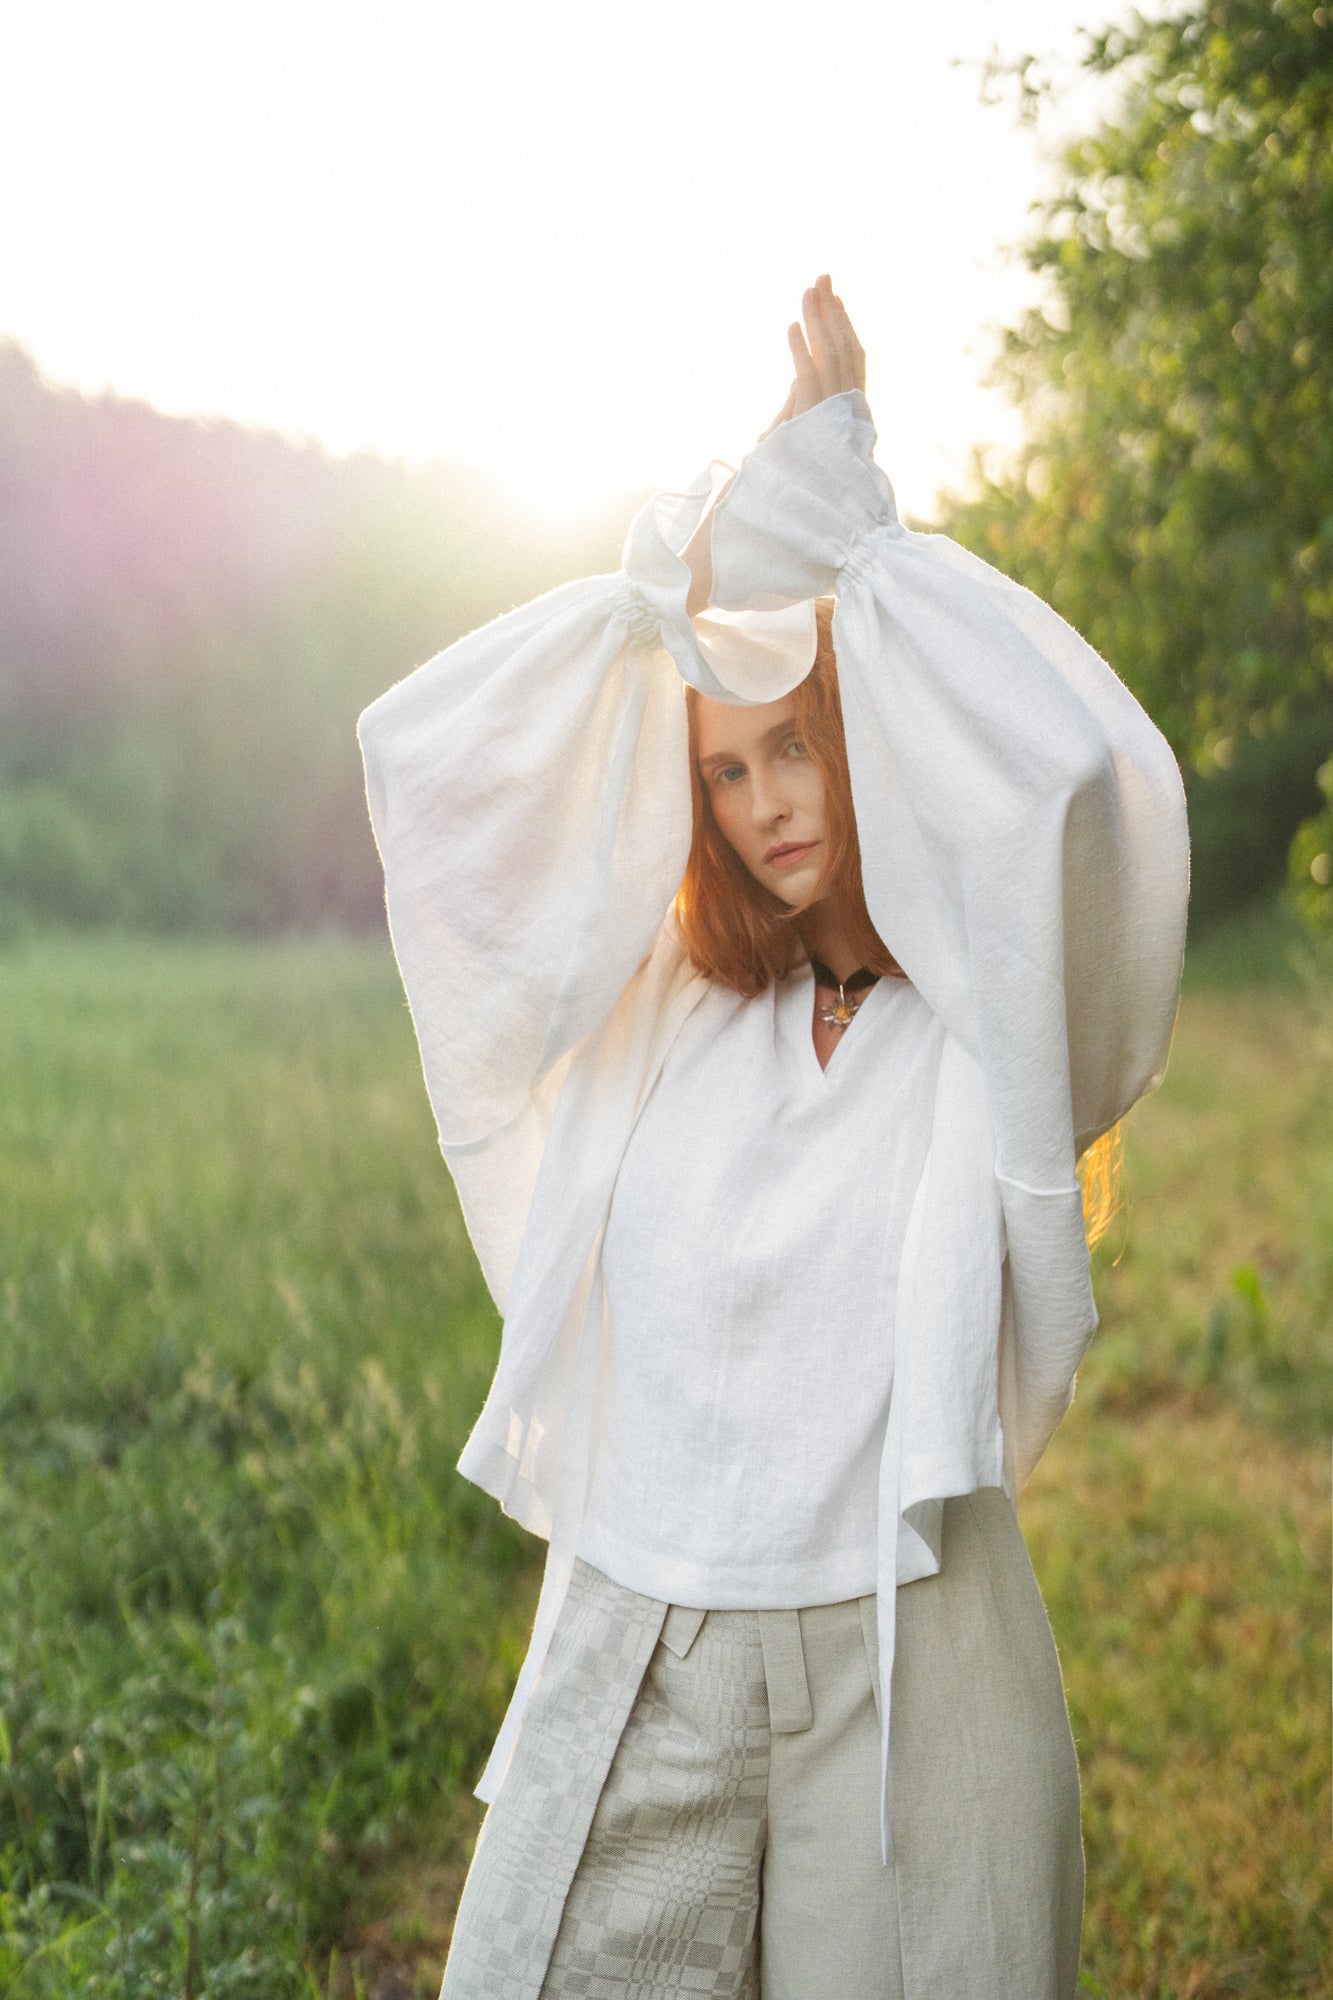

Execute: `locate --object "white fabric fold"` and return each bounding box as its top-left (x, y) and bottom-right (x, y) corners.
top-left (705, 390), bottom-right (1189, 1857)
top-left (357, 388), bottom-right (1190, 1866)
top-left (872, 1032), bottom-right (1007, 1862)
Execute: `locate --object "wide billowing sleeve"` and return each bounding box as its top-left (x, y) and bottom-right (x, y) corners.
top-left (357, 462), bottom-right (814, 1307)
top-left (708, 390), bottom-right (1191, 1483)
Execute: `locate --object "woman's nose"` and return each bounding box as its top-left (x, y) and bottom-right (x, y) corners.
top-left (750, 773), bottom-right (791, 825)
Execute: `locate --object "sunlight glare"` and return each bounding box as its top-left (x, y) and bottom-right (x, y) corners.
top-left (0, 0), bottom-right (1138, 522)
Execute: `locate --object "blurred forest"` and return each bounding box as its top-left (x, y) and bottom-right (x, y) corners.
top-left (3, 0), bottom-right (1332, 942)
top-left (0, 344), bottom-right (626, 935)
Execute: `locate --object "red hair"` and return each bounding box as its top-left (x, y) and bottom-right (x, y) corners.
top-left (674, 600), bottom-right (904, 998)
top-left (673, 597), bottom-right (1123, 1252)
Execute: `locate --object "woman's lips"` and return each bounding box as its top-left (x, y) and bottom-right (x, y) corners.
top-left (765, 841), bottom-right (818, 869)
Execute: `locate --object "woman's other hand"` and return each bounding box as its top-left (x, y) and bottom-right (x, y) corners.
top-left (759, 275), bottom-right (867, 439)
top-left (686, 278), bottom-right (867, 614)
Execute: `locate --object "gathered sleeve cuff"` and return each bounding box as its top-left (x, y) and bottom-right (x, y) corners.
top-left (356, 459), bottom-right (815, 1167)
top-left (708, 390), bottom-right (1191, 1186)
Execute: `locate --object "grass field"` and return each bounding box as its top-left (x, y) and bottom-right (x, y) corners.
top-left (0, 907), bottom-right (1329, 1997)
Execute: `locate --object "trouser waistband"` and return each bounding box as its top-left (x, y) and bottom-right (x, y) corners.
top-left (657, 1594), bottom-right (880, 1735)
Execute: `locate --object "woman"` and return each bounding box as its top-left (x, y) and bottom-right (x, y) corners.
top-left (357, 279), bottom-right (1190, 1999)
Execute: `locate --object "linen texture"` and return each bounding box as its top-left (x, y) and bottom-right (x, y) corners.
top-left (440, 1488), bottom-right (1083, 2000)
top-left (357, 389), bottom-right (1189, 1850)
top-left (438, 1558), bottom-right (669, 2000)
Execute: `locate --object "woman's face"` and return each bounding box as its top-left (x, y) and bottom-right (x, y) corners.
top-left (694, 690), bottom-right (827, 909)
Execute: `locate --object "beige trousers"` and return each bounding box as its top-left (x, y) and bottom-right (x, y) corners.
top-left (441, 1487), bottom-right (1084, 2000)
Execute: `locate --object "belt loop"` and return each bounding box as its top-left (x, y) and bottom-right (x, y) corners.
top-left (659, 1603), bottom-right (707, 1660)
top-left (759, 1610), bottom-right (813, 1733)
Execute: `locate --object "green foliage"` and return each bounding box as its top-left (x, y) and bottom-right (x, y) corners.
top-left (0, 343), bottom-right (629, 936)
top-left (1184, 697), bottom-right (1333, 926)
top-left (1176, 883), bottom-right (1310, 990)
top-left (0, 786), bottom-right (119, 936)
top-left (1285, 749), bottom-right (1333, 928)
top-left (941, 0), bottom-right (1333, 920)
top-left (0, 937), bottom-right (541, 1996)
top-left (1031, 900), bottom-right (1333, 1996)
top-left (1, 925), bottom-right (1330, 1993)
top-left (1085, 902), bottom-right (1333, 1448)
top-left (1024, 1400), bottom-right (1331, 1998)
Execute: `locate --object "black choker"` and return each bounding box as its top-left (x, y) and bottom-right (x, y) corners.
top-left (809, 957), bottom-right (880, 1030)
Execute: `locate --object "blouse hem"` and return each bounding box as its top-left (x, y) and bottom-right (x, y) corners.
top-left (574, 1526), bottom-right (880, 1610)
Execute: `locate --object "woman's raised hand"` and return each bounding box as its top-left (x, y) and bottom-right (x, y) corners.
top-left (685, 277), bottom-right (867, 613)
top-left (760, 275), bottom-right (867, 439)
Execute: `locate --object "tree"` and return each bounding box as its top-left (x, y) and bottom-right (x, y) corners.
top-left (0, 345), bottom-right (627, 934)
top-left (932, 0), bottom-right (1328, 920)
top-left (937, 0), bottom-right (1333, 922)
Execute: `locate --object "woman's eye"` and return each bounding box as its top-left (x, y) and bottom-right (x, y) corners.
top-left (714, 765), bottom-right (745, 786)
top-left (783, 738), bottom-right (807, 758)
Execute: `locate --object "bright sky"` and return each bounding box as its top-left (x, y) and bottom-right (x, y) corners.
top-left (1, 0), bottom-right (1139, 522)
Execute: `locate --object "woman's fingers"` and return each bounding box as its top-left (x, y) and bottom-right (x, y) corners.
top-left (832, 289), bottom-right (867, 393)
top-left (821, 275), bottom-right (866, 394)
top-left (781, 277), bottom-right (868, 424)
top-left (822, 279), bottom-right (863, 393)
top-left (787, 320), bottom-right (821, 414)
top-left (803, 275), bottom-right (866, 398)
top-left (803, 279), bottom-right (840, 397)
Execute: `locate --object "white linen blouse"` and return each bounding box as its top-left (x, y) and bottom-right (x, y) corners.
top-left (356, 390), bottom-right (1191, 1864)
top-left (582, 964), bottom-right (944, 1610)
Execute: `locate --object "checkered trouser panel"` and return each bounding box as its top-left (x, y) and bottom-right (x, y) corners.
top-left (439, 1558), bottom-right (671, 2000)
top-left (538, 1604), bottom-right (772, 1998)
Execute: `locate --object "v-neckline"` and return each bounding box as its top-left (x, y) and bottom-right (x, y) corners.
top-left (796, 962), bottom-right (893, 1086)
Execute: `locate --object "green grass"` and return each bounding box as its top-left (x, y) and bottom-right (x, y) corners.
top-left (1, 906), bottom-right (1330, 1997)
top-left (1030, 900), bottom-right (1333, 1998)
top-left (0, 936), bottom-right (541, 1997)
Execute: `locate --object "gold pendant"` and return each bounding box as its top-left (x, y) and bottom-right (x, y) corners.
top-left (819, 995), bottom-right (860, 1030)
